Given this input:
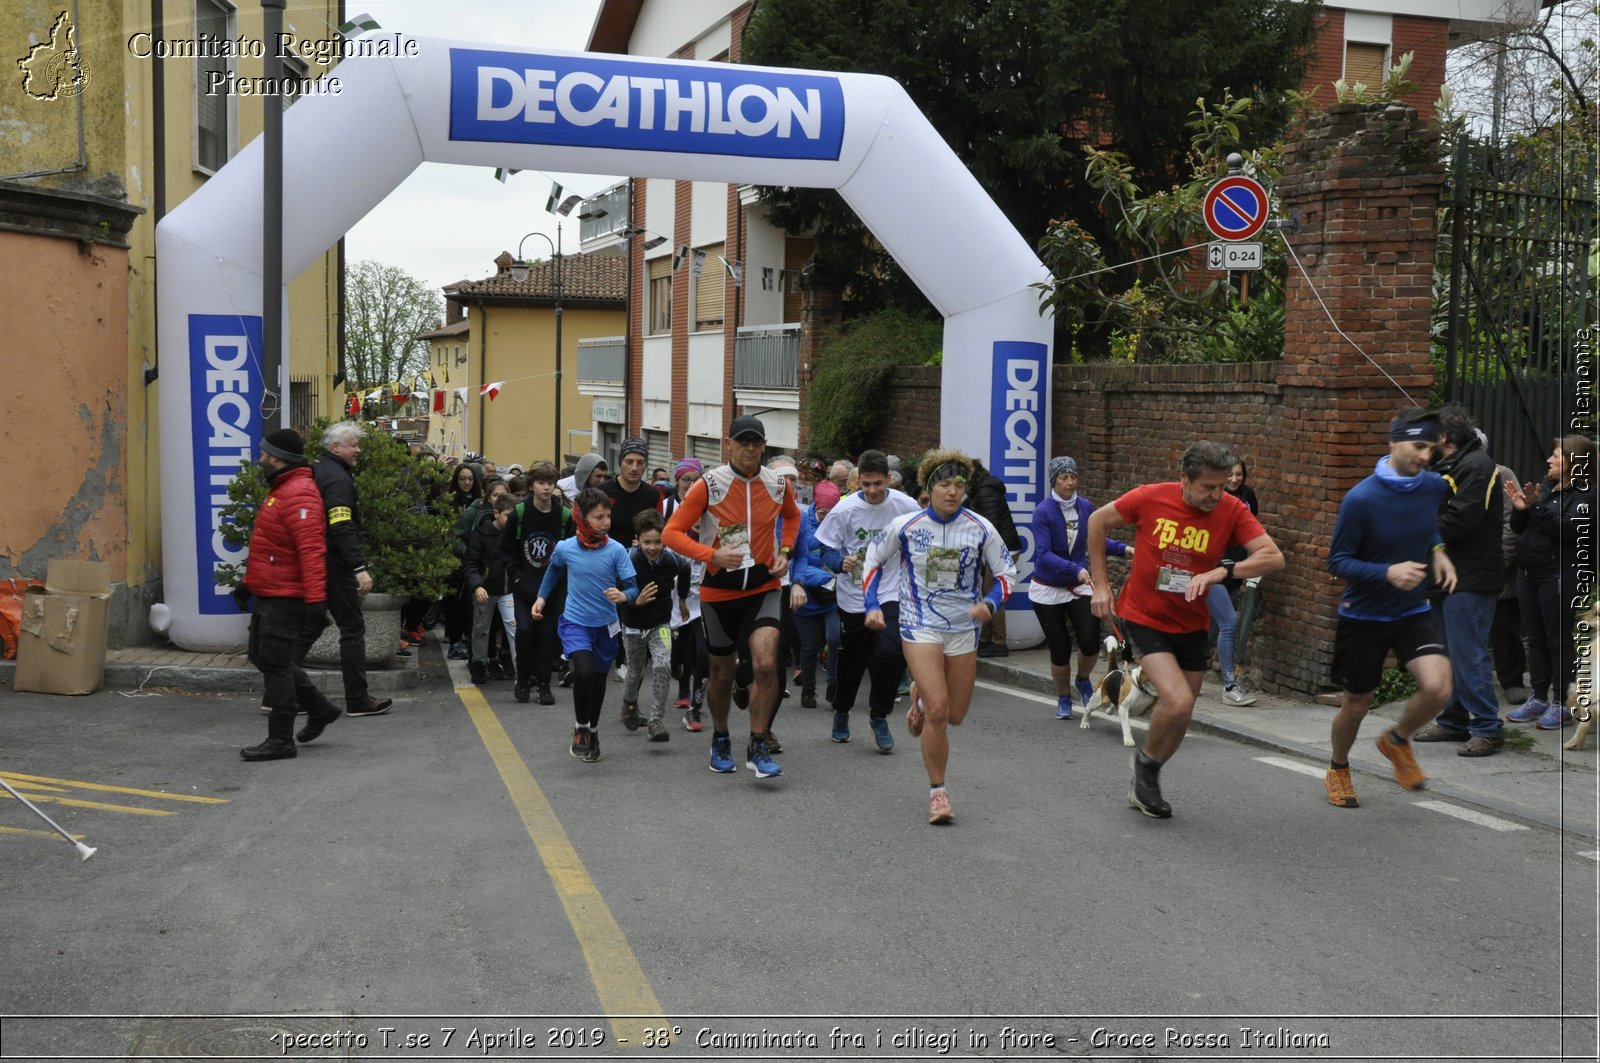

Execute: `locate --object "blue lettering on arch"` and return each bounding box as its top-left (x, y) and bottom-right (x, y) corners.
top-left (188, 315), bottom-right (262, 615)
top-left (990, 340), bottom-right (1048, 608)
top-left (448, 49), bottom-right (846, 161)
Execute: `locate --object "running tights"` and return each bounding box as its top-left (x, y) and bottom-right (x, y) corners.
top-left (569, 650), bottom-right (607, 729)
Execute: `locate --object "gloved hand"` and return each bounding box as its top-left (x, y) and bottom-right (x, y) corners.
top-left (231, 583), bottom-right (252, 613)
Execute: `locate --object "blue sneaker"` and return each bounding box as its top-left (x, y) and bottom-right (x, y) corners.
top-left (1536, 702), bottom-right (1570, 730)
top-left (708, 735), bottom-right (737, 774)
top-left (1075, 676), bottom-right (1095, 707)
top-left (747, 737), bottom-right (782, 778)
top-left (831, 711), bottom-right (851, 743)
top-left (869, 716), bottom-right (894, 752)
top-left (1055, 695), bottom-right (1075, 721)
top-left (1506, 697), bottom-right (1547, 723)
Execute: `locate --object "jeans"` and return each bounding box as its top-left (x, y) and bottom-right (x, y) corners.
top-left (1434, 590), bottom-right (1503, 737)
top-left (794, 608), bottom-right (841, 695)
top-left (1206, 582), bottom-right (1238, 686)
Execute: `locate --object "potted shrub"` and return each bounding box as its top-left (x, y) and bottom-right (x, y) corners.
top-left (215, 418), bottom-right (458, 667)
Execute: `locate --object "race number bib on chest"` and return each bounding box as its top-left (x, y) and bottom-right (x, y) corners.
top-left (1155, 565), bottom-right (1193, 594)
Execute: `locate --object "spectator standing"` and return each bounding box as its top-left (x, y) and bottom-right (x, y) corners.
top-left (310, 421), bottom-right (392, 717)
top-left (464, 482), bottom-right (514, 685)
top-left (790, 479), bottom-right (844, 709)
top-left (241, 430), bottom-right (340, 761)
top-left (1490, 462), bottom-right (1529, 705)
top-left (444, 462), bottom-right (483, 659)
top-left (1205, 459), bottom-right (1261, 706)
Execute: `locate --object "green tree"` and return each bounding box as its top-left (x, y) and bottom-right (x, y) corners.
top-left (806, 309), bottom-right (943, 455)
top-left (344, 260), bottom-right (442, 390)
top-left (743, 0), bottom-right (1322, 315)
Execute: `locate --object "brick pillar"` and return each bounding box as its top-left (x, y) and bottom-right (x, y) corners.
top-left (1264, 102), bottom-right (1444, 694)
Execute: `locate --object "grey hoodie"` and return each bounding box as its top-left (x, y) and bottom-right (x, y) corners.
top-left (565, 453), bottom-right (607, 503)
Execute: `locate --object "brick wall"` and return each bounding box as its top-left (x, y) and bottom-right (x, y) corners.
top-left (863, 103), bottom-right (1444, 697)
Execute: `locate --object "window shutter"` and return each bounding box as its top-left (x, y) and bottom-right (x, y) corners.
top-left (1344, 42), bottom-right (1388, 89)
top-left (694, 242), bottom-right (725, 331)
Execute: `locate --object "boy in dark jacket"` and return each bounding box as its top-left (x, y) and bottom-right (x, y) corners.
top-left (619, 510), bottom-right (691, 740)
top-left (504, 462), bottom-right (571, 704)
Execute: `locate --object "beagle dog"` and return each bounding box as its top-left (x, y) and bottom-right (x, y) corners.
top-left (1080, 634), bottom-right (1159, 747)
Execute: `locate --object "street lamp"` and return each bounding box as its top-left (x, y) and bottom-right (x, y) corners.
top-left (510, 227), bottom-right (563, 463)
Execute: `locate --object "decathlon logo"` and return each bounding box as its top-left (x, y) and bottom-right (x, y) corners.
top-left (989, 341), bottom-right (1048, 600)
top-left (447, 49), bottom-right (846, 161)
top-left (188, 315), bottom-right (262, 615)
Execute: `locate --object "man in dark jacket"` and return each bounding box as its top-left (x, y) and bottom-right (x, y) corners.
top-left (312, 421), bottom-right (392, 717)
top-left (966, 458), bottom-right (1024, 657)
top-left (1413, 406), bottom-right (1506, 754)
top-left (241, 429), bottom-right (341, 761)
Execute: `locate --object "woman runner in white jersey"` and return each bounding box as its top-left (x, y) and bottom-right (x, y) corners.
top-left (863, 450), bottom-right (1017, 824)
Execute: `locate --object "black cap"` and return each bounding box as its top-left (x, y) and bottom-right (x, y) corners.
top-left (728, 414), bottom-right (766, 442)
top-left (261, 428), bottom-right (305, 462)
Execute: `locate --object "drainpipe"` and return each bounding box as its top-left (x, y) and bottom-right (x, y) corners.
top-left (261, 0), bottom-right (286, 427)
top-left (144, 0), bottom-right (166, 385)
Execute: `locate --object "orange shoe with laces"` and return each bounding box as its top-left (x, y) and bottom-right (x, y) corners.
top-left (1376, 729), bottom-right (1426, 791)
top-left (1324, 766), bottom-right (1359, 808)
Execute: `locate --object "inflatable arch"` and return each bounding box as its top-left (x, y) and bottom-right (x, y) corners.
top-left (157, 41), bottom-right (1053, 651)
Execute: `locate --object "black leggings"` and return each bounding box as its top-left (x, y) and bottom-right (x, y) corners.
top-left (1034, 597), bottom-right (1100, 669)
top-left (675, 618), bottom-right (708, 698)
top-left (569, 650), bottom-right (608, 729)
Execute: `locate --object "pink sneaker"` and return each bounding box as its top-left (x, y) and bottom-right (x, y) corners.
top-left (906, 682), bottom-right (925, 738)
top-left (928, 788), bottom-right (953, 824)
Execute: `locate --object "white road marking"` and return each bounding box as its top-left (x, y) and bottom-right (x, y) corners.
top-left (1579, 851), bottom-right (1600, 862)
top-left (1255, 755), bottom-right (1327, 779)
top-left (974, 680), bottom-right (1149, 732)
top-left (1412, 800), bottom-right (1529, 832)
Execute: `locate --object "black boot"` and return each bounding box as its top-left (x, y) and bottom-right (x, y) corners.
top-left (243, 710), bottom-right (298, 761)
top-left (296, 702), bottom-right (343, 743)
top-left (537, 681), bottom-right (555, 706)
top-left (469, 659), bottom-right (488, 685)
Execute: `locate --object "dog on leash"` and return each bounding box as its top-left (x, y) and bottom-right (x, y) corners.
top-left (1564, 604), bottom-right (1597, 753)
top-left (1080, 634), bottom-right (1159, 747)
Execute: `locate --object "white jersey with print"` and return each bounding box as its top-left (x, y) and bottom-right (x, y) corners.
top-left (814, 489), bottom-right (921, 612)
top-left (864, 507), bottom-right (1017, 635)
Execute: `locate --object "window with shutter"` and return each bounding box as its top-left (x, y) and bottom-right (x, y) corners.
top-left (783, 237), bottom-right (812, 323)
top-left (648, 255), bottom-right (673, 335)
top-left (194, 0), bottom-right (233, 172)
top-left (1344, 42), bottom-right (1388, 90)
top-left (689, 436), bottom-right (722, 464)
top-left (644, 430), bottom-right (672, 474)
top-left (694, 243), bottom-right (725, 331)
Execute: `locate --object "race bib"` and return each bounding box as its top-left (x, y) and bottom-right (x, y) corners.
top-left (925, 546), bottom-right (962, 590)
top-left (1155, 565), bottom-right (1193, 594)
top-left (721, 523), bottom-right (754, 568)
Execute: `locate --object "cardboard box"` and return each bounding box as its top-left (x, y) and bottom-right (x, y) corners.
top-left (13, 560), bottom-right (113, 696)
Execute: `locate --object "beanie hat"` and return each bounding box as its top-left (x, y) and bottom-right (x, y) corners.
top-left (813, 480), bottom-right (841, 510)
top-left (261, 429), bottom-right (305, 463)
top-left (675, 458), bottom-right (704, 478)
top-left (1048, 455), bottom-right (1078, 483)
top-left (619, 436), bottom-right (649, 460)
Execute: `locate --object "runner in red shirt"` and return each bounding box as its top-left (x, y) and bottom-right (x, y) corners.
top-left (1088, 441), bottom-right (1284, 818)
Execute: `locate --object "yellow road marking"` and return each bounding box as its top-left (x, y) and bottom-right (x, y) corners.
top-left (0, 825), bottom-right (88, 842)
top-left (0, 791), bottom-right (175, 817)
top-left (0, 772), bottom-right (229, 804)
top-left (3, 780), bottom-right (71, 793)
top-left (457, 686), bottom-right (664, 1046)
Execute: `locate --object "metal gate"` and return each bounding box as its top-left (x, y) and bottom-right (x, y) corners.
top-left (1440, 136), bottom-right (1597, 482)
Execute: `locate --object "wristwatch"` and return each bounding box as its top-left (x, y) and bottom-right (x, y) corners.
top-left (1217, 558), bottom-right (1236, 576)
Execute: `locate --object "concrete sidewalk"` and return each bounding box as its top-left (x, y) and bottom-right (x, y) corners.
top-left (977, 647), bottom-right (1600, 839)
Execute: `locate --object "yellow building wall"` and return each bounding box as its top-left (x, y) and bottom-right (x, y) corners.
top-left (425, 336), bottom-right (469, 457)
top-left (1, 1), bottom-right (342, 639)
top-left (468, 305), bottom-right (627, 468)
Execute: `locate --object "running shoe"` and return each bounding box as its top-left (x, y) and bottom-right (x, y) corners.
top-left (448, 641), bottom-right (469, 660)
top-left (831, 711), bottom-right (851, 743)
top-left (1375, 729), bottom-right (1426, 791)
top-left (570, 728), bottom-right (588, 759)
top-left (583, 730), bottom-right (602, 762)
top-left (869, 716), bottom-right (894, 752)
top-left (1535, 703), bottom-right (1571, 730)
top-left (1222, 685), bottom-right (1258, 707)
top-left (683, 708), bottom-right (704, 733)
top-left (1324, 766), bottom-right (1359, 808)
top-left (801, 690), bottom-right (817, 708)
top-left (906, 683), bottom-right (925, 738)
top-left (1128, 753), bottom-right (1172, 818)
top-left (1075, 676), bottom-right (1095, 708)
top-left (514, 684), bottom-right (531, 704)
top-left (759, 729), bottom-right (782, 754)
top-left (1055, 695), bottom-right (1075, 721)
top-left (1506, 697), bottom-right (1547, 723)
top-left (928, 788), bottom-right (954, 825)
top-left (746, 737), bottom-right (782, 778)
top-left (709, 735), bottom-right (736, 773)
top-left (647, 718), bottom-right (670, 742)
top-left (621, 700), bottom-right (643, 731)
top-left (537, 683), bottom-right (556, 706)
top-left (675, 695), bottom-right (690, 709)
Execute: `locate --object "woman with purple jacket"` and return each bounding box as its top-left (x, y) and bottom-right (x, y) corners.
top-left (1029, 456), bottom-right (1133, 721)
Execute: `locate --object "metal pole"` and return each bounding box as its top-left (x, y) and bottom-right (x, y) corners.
top-left (554, 223), bottom-right (564, 464)
top-left (261, 0), bottom-right (285, 427)
top-left (1443, 137), bottom-right (1469, 403)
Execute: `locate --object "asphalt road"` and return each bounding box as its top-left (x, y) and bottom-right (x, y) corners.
top-left (1, 659), bottom-right (1596, 1062)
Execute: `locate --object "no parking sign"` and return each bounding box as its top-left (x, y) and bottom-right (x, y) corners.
top-left (1203, 175), bottom-right (1269, 241)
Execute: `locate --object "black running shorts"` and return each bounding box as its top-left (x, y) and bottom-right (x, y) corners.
top-left (1331, 610), bottom-right (1448, 695)
top-left (702, 591), bottom-right (782, 656)
top-left (1120, 618), bottom-right (1209, 674)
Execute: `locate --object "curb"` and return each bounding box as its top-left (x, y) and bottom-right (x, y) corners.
top-left (0, 645), bottom-right (423, 697)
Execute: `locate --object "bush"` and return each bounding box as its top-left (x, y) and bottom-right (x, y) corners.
top-left (1371, 667), bottom-right (1418, 708)
top-left (806, 308), bottom-right (942, 455)
top-left (214, 419), bottom-right (458, 600)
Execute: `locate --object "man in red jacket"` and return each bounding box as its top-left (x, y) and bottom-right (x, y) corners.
top-left (240, 429), bottom-right (341, 762)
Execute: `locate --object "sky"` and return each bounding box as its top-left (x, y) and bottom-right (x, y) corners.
top-left (338, 0), bottom-right (617, 297)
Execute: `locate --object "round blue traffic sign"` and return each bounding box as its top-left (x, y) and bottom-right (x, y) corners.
top-left (1203, 175), bottom-right (1269, 241)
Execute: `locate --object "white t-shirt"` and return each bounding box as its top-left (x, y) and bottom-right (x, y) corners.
top-left (814, 489), bottom-right (921, 612)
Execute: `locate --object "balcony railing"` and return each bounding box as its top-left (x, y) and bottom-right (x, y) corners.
top-left (578, 184), bottom-right (630, 243)
top-left (576, 336), bottom-right (626, 384)
top-left (733, 325), bottom-right (800, 389)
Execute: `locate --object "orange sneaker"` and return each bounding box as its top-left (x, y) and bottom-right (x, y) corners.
top-left (928, 788), bottom-right (953, 824)
top-left (1376, 729), bottom-right (1426, 791)
top-left (906, 682), bottom-right (925, 738)
top-left (1324, 766), bottom-right (1359, 808)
